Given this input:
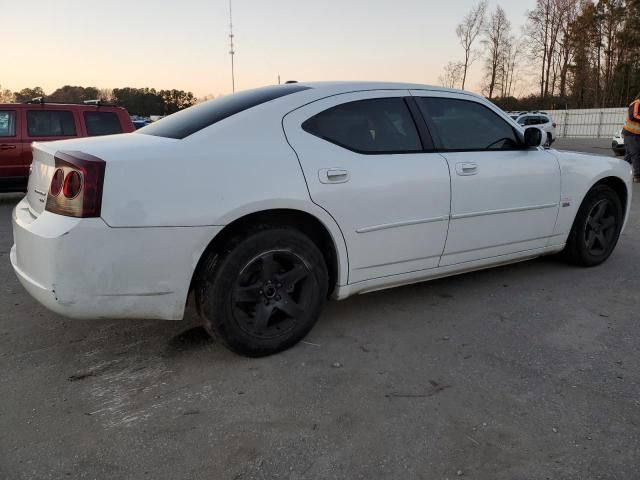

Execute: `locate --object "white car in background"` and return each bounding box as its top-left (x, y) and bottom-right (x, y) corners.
top-left (510, 111), bottom-right (557, 147)
top-left (11, 82), bottom-right (633, 356)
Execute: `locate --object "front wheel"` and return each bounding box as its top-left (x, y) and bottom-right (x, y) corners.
top-left (562, 185), bottom-right (623, 266)
top-left (196, 227), bottom-right (328, 357)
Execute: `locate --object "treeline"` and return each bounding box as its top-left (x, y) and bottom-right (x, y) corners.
top-left (0, 84), bottom-right (197, 116)
top-left (445, 0), bottom-right (640, 110)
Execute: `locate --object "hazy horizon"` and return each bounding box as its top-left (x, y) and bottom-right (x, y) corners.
top-left (4, 0), bottom-right (537, 98)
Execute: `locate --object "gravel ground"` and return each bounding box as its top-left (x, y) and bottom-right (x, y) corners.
top-left (0, 139), bottom-right (638, 479)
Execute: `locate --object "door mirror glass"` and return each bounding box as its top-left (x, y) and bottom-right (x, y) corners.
top-left (524, 127), bottom-right (543, 147)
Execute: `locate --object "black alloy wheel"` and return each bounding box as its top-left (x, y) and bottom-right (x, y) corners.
top-left (583, 199), bottom-right (618, 257)
top-left (232, 250), bottom-right (313, 339)
top-left (563, 184), bottom-right (623, 266)
top-left (196, 227), bottom-right (328, 357)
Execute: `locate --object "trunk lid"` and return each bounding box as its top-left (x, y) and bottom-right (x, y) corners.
top-left (25, 133), bottom-right (178, 218)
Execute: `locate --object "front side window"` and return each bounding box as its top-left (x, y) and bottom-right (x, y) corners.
top-left (302, 98), bottom-right (422, 153)
top-left (417, 97), bottom-right (520, 151)
top-left (27, 110), bottom-right (76, 137)
top-left (0, 111), bottom-right (16, 137)
top-left (84, 111), bottom-right (123, 136)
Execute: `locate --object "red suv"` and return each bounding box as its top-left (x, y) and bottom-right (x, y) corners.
top-left (0, 100), bottom-right (134, 192)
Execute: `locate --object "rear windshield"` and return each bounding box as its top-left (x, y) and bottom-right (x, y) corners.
top-left (137, 84), bottom-right (311, 139)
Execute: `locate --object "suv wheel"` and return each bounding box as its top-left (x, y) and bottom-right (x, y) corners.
top-left (196, 226), bottom-right (328, 357)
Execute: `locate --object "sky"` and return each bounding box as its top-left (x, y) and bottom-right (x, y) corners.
top-left (3, 0), bottom-right (538, 98)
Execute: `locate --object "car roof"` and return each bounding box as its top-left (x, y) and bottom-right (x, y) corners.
top-left (0, 102), bottom-right (126, 111)
top-left (292, 81), bottom-right (485, 99)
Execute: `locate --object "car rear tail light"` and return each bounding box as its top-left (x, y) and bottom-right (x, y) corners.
top-left (552, 122), bottom-right (557, 128)
top-left (45, 151), bottom-right (105, 217)
top-left (49, 168), bottom-right (64, 196)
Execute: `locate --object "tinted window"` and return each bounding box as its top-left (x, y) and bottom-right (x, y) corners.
top-left (540, 116), bottom-right (550, 124)
top-left (84, 111), bottom-right (123, 136)
top-left (27, 110), bottom-right (76, 137)
top-left (138, 84), bottom-right (311, 139)
top-left (302, 98), bottom-right (422, 153)
top-left (0, 111), bottom-right (15, 137)
top-left (417, 97), bottom-right (519, 151)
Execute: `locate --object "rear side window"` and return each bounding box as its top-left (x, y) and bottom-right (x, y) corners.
top-left (84, 111), bottom-right (123, 136)
top-left (27, 110), bottom-right (76, 137)
top-left (138, 84), bottom-right (311, 139)
top-left (416, 97), bottom-right (519, 151)
top-left (302, 98), bottom-right (422, 154)
top-left (0, 111), bottom-right (16, 137)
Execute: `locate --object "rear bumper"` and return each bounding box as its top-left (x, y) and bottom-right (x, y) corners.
top-left (11, 198), bottom-right (222, 320)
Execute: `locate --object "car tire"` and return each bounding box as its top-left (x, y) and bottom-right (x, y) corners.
top-left (562, 184), bottom-right (623, 267)
top-left (196, 226), bottom-right (328, 357)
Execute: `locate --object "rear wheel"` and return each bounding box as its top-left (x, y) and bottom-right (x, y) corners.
top-left (562, 185), bottom-right (623, 266)
top-left (196, 227), bottom-right (328, 357)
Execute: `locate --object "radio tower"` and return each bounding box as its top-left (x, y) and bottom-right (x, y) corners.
top-left (228, 0), bottom-right (236, 93)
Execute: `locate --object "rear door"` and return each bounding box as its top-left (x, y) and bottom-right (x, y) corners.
top-left (411, 91), bottom-right (561, 266)
top-left (283, 90), bottom-right (451, 283)
top-left (0, 109), bottom-right (24, 179)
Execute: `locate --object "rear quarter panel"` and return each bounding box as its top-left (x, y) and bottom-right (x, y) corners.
top-left (99, 109), bottom-right (312, 228)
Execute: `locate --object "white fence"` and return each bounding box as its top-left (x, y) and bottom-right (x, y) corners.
top-left (547, 107), bottom-right (626, 139)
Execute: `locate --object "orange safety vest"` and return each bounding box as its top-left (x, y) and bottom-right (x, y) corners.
top-left (624, 99), bottom-right (640, 135)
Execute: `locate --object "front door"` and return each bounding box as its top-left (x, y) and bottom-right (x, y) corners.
top-left (411, 92), bottom-right (561, 266)
top-left (283, 90), bottom-right (451, 283)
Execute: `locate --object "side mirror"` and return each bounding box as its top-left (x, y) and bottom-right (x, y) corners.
top-left (524, 127), bottom-right (544, 148)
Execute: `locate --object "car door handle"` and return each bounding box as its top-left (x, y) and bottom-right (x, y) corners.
top-left (319, 168), bottom-right (350, 184)
top-left (456, 162), bottom-right (478, 176)
top-left (0, 144), bottom-right (16, 150)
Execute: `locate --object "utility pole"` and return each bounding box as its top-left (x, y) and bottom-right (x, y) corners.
top-left (229, 0), bottom-right (235, 93)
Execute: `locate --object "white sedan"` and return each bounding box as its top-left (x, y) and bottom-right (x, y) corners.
top-left (11, 82), bottom-right (633, 356)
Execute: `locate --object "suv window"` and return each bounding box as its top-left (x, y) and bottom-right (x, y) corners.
top-left (0, 111), bottom-right (16, 137)
top-left (139, 84), bottom-right (311, 140)
top-left (84, 111), bottom-right (123, 136)
top-left (302, 98), bottom-right (422, 153)
top-left (27, 110), bottom-right (76, 137)
top-left (417, 97), bottom-right (519, 151)
top-left (540, 116), bottom-right (550, 124)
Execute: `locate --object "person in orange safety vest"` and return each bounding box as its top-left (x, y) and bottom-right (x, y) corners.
top-left (623, 94), bottom-right (640, 183)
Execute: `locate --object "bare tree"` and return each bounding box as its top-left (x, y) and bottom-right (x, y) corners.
top-left (482, 5), bottom-right (512, 99)
top-left (456, 0), bottom-right (488, 90)
top-left (525, 0), bottom-right (566, 104)
top-left (439, 62), bottom-right (464, 89)
top-left (499, 36), bottom-right (520, 99)
top-left (98, 88), bottom-right (114, 102)
top-left (0, 84), bottom-right (14, 102)
top-left (554, 0), bottom-right (579, 99)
